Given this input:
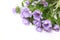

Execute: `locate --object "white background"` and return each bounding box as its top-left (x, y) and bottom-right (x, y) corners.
top-left (0, 0), bottom-right (60, 40)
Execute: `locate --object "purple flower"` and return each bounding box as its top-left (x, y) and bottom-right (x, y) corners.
top-left (53, 24), bottom-right (60, 32)
top-left (42, 20), bottom-right (52, 32)
top-left (25, 1), bottom-right (30, 5)
top-left (33, 10), bottom-right (42, 21)
top-left (36, 26), bottom-right (42, 32)
top-left (43, 2), bottom-right (48, 7)
top-left (20, 7), bottom-right (32, 18)
top-left (22, 18), bottom-right (30, 25)
top-left (33, 20), bottom-right (41, 27)
top-left (12, 8), bottom-right (16, 14)
top-left (24, 1), bottom-right (30, 7)
top-left (44, 27), bottom-right (52, 32)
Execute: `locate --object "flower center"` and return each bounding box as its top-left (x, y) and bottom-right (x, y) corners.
top-left (35, 13), bottom-right (40, 17)
top-left (44, 23), bottom-right (49, 27)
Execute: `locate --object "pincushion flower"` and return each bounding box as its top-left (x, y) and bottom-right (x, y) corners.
top-left (14, 0), bottom-right (60, 32)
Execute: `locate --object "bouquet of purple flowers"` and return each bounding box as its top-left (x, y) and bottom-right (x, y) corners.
top-left (13, 0), bottom-right (60, 32)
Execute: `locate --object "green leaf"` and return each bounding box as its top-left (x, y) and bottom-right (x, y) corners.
top-left (56, 18), bottom-right (60, 25)
top-left (42, 7), bottom-right (51, 19)
top-left (22, 2), bottom-right (24, 7)
top-left (49, 17), bottom-right (56, 25)
top-left (36, 3), bottom-right (44, 12)
top-left (46, 0), bottom-right (58, 4)
top-left (22, 0), bottom-right (26, 2)
top-left (30, 0), bottom-right (34, 3)
top-left (56, 7), bottom-right (60, 11)
top-left (27, 16), bottom-right (34, 24)
top-left (28, 5), bottom-right (36, 12)
top-left (16, 6), bottom-right (20, 14)
top-left (54, 7), bottom-right (60, 18)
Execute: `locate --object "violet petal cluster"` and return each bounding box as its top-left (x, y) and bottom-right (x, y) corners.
top-left (20, 7), bottom-right (32, 25)
top-left (33, 20), bottom-right (41, 27)
top-left (36, 26), bottom-right (42, 32)
top-left (24, 1), bottom-right (30, 6)
top-left (43, 2), bottom-right (48, 7)
top-left (22, 18), bottom-right (30, 25)
top-left (53, 24), bottom-right (60, 32)
top-left (42, 20), bottom-right (52, 32)
top-left (33, 10), bottom-right (42, 21)
top-left (21, 7), bottom-right (32, 18)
